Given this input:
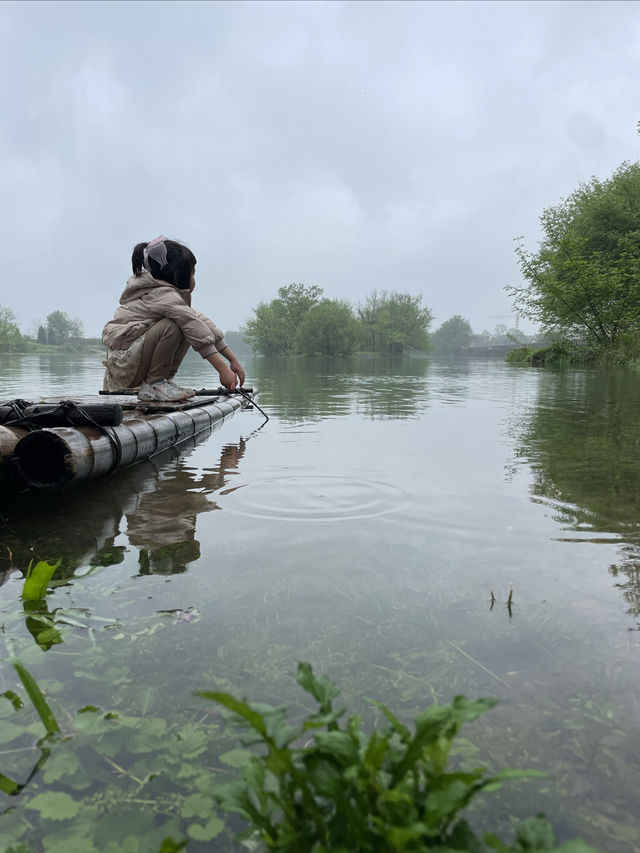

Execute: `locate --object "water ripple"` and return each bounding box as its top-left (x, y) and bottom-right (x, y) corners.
top-left (219, 473), bottom-right (407, 522)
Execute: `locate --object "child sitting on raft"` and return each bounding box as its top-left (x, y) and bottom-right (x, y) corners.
top-left (102, 236), bottom-right (245, 402)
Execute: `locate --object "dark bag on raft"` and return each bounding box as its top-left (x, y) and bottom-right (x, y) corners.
top-left (0, 401), bottom-right (123, 429)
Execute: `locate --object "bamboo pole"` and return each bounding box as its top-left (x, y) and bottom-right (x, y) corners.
top-left (0, 425), bottom-right (28, 461)
top-left (12, 399), bottom-right (241, 490)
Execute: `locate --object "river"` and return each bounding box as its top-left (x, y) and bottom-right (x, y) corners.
top-left (1, 351), bottom-right (639, 852)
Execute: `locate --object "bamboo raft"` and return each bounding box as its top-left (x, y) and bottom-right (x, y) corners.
top-left (0, 388), bottom-right (257, 492)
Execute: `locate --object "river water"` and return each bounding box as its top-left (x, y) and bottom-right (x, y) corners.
top-left (1, 351), bottom-right (639, 852)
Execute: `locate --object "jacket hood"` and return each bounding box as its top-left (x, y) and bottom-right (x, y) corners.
top-left (120, 270), bottom-right (191, 306)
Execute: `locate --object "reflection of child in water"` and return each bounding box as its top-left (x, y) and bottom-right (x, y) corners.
top-left (102, 236), bottom-right (245, 402)
top-left (127, 439), bottom-right (247, 574)
top-left (0, 437), bottom-right (248, 582)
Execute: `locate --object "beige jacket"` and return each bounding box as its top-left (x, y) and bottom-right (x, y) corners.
top-left (101, 270), bottom-right (228, 390)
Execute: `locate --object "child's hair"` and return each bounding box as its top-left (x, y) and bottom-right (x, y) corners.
top-left (131, 239), bottom-right (197, 290)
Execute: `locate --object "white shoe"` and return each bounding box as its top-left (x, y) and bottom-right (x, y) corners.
top-left (166, 380), bottom-right (195, 397)
top-left (138, 380), bottom-right (192, 402)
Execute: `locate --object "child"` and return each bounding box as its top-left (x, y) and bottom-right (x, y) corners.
top-left (102, 236), bottom-right (245, 401)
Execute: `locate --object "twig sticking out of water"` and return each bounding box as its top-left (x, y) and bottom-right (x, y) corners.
top-left (446, 640), bottom-right (512, 690)
top-left (488, 588), bottom-right (514, 616)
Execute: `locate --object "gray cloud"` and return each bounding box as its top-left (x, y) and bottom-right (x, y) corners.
top-left (1, 0), bottom-right (639, 338)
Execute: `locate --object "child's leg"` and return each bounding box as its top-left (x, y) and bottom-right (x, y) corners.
top-left (131, 318), bottom-right (187, 386)
top-left (167, 336), bottom-right (190, 381)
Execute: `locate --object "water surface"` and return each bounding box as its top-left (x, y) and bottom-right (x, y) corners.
top-left (1, 352), bottom-right (639, 852)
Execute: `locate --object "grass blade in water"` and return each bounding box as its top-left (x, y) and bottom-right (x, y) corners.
top-left (11, 658), bottom-right (60, 735)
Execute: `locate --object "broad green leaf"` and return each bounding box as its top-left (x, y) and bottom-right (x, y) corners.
top-left (242, 757), bottom-right (269, 810)
top-left (387, 822), bottom-right (429, 847)
top-left (363, 729), bottom-right (392, 774)
top-left (22, 560), bottom-right (60, 602)
top-left (213, 780), bottom-right (273, 831)
top-left (483, 831), bottom-right (510, 852)
top-left (220, 748), bottom-right (255, 767)
top-left (156, 839), bottom-right (188, 853)
top-left (196, 691), bottom-right (267, 736)
top-left (34, 627), bottom-right (64, 649)
top-left (313, 730), bottom-right (358, 763)
top-left (425, 778), bottom-right (481, 827)
top-left (187, 816), bottom-right (224, 841)
top-left (0, 721), bottom-right (27, 744)
top-left (176, 762), bottom-right (201, 779)
top-left (366, 697), bottom-right (412, 742)
top-left (181, 793), bottom-right (216, 819)
top-left (303, 754), bottom-right (345, 798)
top-left (296, 662), bottom-right (340, 707)
top-left (26, 791), bottom-right (80, 820)
top-left (43, 836), bottom-right (98, 853)
top-left (173, 723), bottom-right (208, 759)
top-left (42, 749), bottom-right (80, 783)
top-left (302, 707), bottom-right (347, 730)
top-left (450, 695), bottom-right (499, 723)
top-left (513, 816), bottom-right (556, 850)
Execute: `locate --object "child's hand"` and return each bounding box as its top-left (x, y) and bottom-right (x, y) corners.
top-left (229, 359), bottom-right (245, 386)
top-left (218, 366), bottom-right (237, 391)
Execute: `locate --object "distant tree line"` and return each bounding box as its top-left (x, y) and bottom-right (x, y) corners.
top-left (0, 307), bottom-right (90, 352)
top-left (430, 315), bottom-right (531, 352)
top-left (241, 284), bottom-right (433, 356)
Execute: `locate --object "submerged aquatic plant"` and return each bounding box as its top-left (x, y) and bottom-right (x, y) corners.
top-left (199, 662), bottom-right (599, 852)
top-left (2, 658), bottom-right (602, 852)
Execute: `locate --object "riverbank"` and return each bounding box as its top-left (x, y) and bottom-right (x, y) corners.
top-left (506, 338), bottom-right (640, 367)
top-left (0, 339), bottom-right (104, 355)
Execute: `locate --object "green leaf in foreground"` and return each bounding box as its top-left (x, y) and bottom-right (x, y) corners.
top-left (11, 658), bottom-right (60, 735)
top-left (199, 661), bottom-right (601, 852)
top-left (0, 771), bottom-right (21, 795)
top-left (157, 839), bottom-right (188, 853)
top-left (22, 560), bottom-right (60, 602)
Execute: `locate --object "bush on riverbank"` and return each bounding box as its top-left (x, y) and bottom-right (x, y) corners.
top-left (505, 340), bottom-right (584, 367)
top-left (508, 162), bottom-right (640, 362)
top-left (505, 335), bottom-right (640, 367)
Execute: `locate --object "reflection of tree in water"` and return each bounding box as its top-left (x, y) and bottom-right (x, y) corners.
top-left (255, 355), bottom-right (433, 422)
top-left (609, 549), bottom-right (640, 618)
top-left (0, 431), bottom-right (247, 581)
top-left (512, 368), bottom-right (640, 615)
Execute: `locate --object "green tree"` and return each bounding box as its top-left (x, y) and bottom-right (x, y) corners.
top-left (431, 315), bottom-right (473, 351)
top-left (0, 305), bottom-right (22, 349)
top-left (37, 325), bottom-right (48, 345)
top-left (295, 299), bottom-right (361, 355)
top-left (242, 283), bottom-right (323, 355)
top-left (46, 310), bottom-right (80, 345)
top-left (508, 161), bottom-right (640, 352)
top-left (357, 290), bottom-right (432, 355)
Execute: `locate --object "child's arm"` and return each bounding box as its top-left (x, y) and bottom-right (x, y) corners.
top-left (206, 351), bottom-right (238, 391)
top-left (206, 347), bottom-right (245, 391)
top-left (218, 345), bottom-right (245, 387)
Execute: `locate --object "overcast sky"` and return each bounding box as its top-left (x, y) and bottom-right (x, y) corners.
top-left (1, 0), bottom-right (639, 338)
